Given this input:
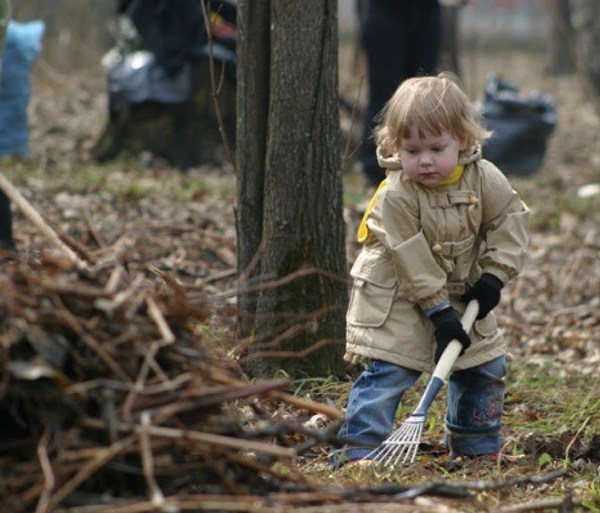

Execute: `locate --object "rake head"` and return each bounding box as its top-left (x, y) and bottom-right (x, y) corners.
top-left (358, 303), bottom-right (481, 469)
top-left (362, 414), bottom-right (425, 467)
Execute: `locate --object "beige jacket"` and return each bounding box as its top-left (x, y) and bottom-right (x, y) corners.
top-left (346, 145), bottom-right (530, 372)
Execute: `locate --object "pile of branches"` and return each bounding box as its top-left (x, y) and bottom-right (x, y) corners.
top-left (0, 249), bottom-right (347, 512)
top-left (0, 174), bottom-right (347, 512)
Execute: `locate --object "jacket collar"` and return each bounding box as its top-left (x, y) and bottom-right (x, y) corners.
top-left (376, 143), bottom-right (482, 172)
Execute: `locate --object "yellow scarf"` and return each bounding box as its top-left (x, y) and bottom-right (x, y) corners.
top-left (435, 164), bottom-right (464, 187)
top-left (356, 165), bottom-right (464, 243)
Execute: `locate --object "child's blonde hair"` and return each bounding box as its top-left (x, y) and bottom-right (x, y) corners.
top-left (374, 72), bottom-right (491, 154)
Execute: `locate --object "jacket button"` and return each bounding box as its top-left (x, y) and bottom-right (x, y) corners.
top-left (432, 243), bottom-right (442, 254)
top-left (469, 195), bottom-right (479, 205)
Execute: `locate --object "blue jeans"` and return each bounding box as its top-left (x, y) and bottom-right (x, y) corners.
top-left (332, 356), bottom-right (506, 465)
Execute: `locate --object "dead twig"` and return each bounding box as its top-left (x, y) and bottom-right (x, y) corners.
top-left (211, 266), bottom-right (348, 302)
top-left (47, 435), bottom-right (137, 510)
top-left (564, 416), bottom-right (590, 466)
top-left (133, 424), bottom-right (297, 458)
top-left (236, 236), bottom-right (267, 289)
top-left (139, 411), bottom-right (165, 508)
top-left (240, 337), bottom-right (345, 364)
top-left (341, 74), bottom-right (365, 171)
top-left (208, 367), bottom-right (343, 420)
top-left (50, 294), bottom-right (132, 382)
top-left (34, 424), bottom-right (54, 513)
top-left (0, 171), bottom-right (87, 269)
top-left (94, 273), bottom-right (146, 316)
top-left (493, 488), bottom-right (578, 513)
top-left (199, 0), bottom-right (236, 170)
top-left (145, 295), bottom-right (175, 344)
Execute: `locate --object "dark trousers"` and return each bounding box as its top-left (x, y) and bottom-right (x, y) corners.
top-left (0, 190), bottom-right (15, 250)
top-left (360, 0), bottom-right (442, 186)
top-left (0, 1), bottom-right (13, 252)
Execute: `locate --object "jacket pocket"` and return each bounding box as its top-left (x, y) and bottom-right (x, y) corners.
top-left (433, 235), bottom-right (475, 276)
top-left (347, 248), bottom-right (397, 328)
top-left (435, 235), bottom-right (475, 258)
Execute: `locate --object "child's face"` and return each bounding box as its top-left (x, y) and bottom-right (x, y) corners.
top-left (399, 127), bottom-right (466, 186)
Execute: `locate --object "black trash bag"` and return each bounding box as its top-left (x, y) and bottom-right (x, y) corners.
top-left (478, 74), bottom-right (558, 176)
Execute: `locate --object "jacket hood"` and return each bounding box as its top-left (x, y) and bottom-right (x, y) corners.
top-left (376, 143), bottom-right (482, 171)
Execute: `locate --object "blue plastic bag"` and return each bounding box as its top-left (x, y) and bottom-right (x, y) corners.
top-left (0, 20), bottom-right (45, 157)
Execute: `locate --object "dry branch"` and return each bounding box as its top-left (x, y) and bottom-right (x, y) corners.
top-left (0, 171), bottom-right (86, 268)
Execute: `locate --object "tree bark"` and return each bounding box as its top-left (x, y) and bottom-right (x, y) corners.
top-left (570, 0), bottom-right (600, 97)
top-left (545, 0), bottom-right (576, 75)
top-left (236, 0), bottom-right (348, 379)
top-left (440, 5), bottom-right (461, 77)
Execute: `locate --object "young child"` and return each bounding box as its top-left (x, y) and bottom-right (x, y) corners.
top-left (333, 73), bottom-right (530, 466)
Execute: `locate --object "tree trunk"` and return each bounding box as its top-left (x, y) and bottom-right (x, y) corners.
top-left (545, 0), bottom-right (576, 75)
top-left (570, 0), bottom-right (600, 96)
top-left (440, 5), bottom-right (461, 77)
top-left (236, 0), bottom-right (348, 379)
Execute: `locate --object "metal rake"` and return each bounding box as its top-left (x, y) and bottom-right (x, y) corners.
top-left (363, 300), bottom-right (480, 467)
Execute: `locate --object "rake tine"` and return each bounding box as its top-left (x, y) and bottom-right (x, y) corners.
top-left (375, 423), bottom-right (411, 457)
top-left (385, 424), bottom-right (410, 443)
top-left (391, 421), bottom-right (422, 466)
top-left (364, 442), bottom-right (390, 462)
top-left (385, 426), bottom-right (411, 459)
top-left (366, 423), bottom-right (418, 466)
top-left (382, 440), bottom-right (407, 467)
top-left (367, 433), bottom-right (401, 462)
top-left (404, 423), bottom-right (423, 463)
top-left (389, 442), bottom-right (409, 467)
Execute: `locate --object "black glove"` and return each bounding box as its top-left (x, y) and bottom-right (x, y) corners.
top-left (461, 273), bottom-right (503, 319)
top-left (429, 307), bottom-right (471, 363)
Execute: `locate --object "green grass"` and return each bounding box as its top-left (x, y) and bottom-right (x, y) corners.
top-left (2, 155), bottom-right (236, 216)
top-left (292, 357), bottom-right (600, 511)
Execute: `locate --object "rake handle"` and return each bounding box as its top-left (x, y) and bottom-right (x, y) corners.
top-left (413, 300), bottom-right (480, 417)
top-left (433, 299), bottom-right (480, 381)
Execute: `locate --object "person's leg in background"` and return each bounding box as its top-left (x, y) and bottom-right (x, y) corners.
top-left (0, 0), bottom-right (14, 253)
top-left (359, 0), bottom-right (441, 188)
top-left (360, 1), bottom-right (409, 187)
top-left (405, 2), bottom-right (442, 77)
top-left (0, 190), bottom-right (15, 252)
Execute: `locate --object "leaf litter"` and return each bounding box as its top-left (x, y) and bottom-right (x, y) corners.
top-left (0, 48), bottom-right (598, 512)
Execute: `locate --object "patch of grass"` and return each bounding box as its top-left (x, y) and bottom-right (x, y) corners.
top-left (293, 357), bottom-right (600, 511)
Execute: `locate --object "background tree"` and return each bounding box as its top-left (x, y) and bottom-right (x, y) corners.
top-left (440, 3), bottom-right (462, 77)
top-left (235, 0), bottom-right (348, 379)
top-left (545, 0), bottom-right (576, 75)
top-left (569, 0), bottom-right (600, 98)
